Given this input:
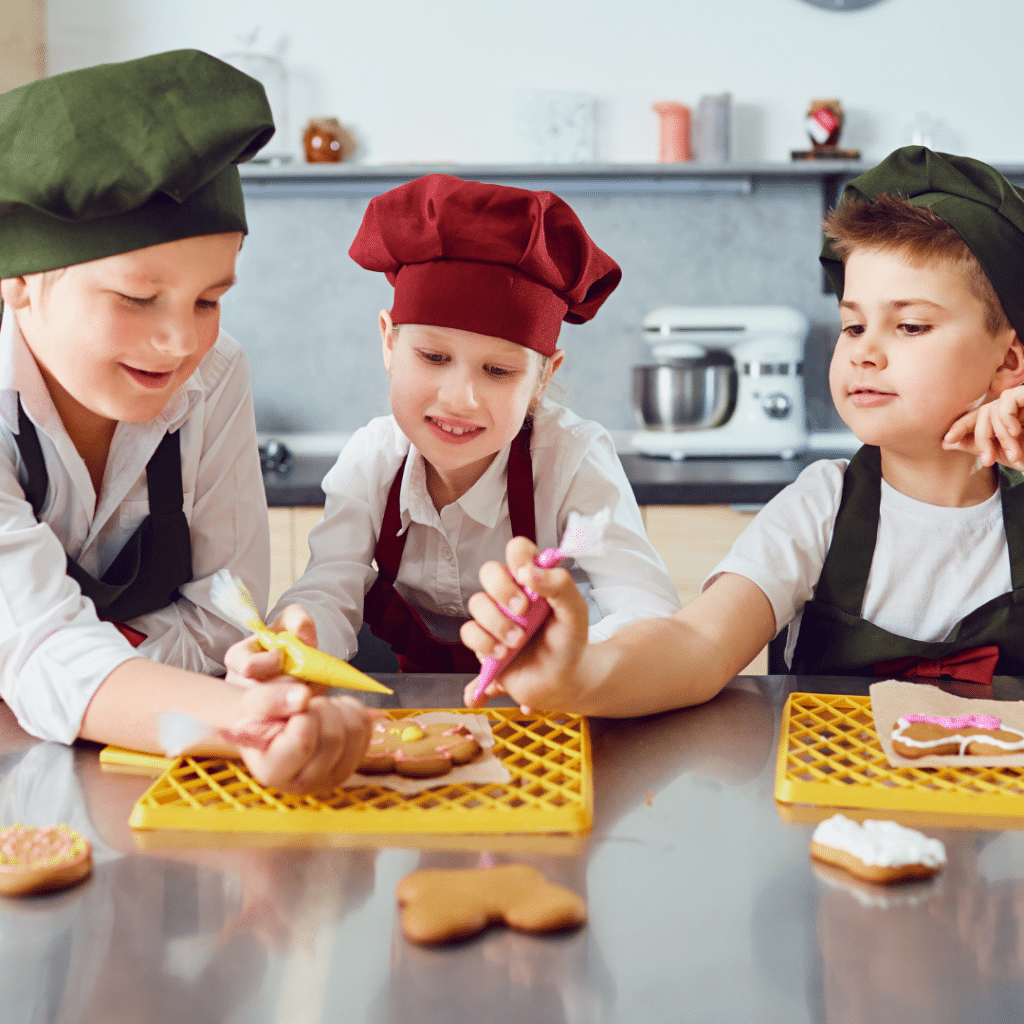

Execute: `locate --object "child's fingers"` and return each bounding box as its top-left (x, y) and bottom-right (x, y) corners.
top-left (224, 635), bottom-right (285, 681)
top-left (238, 680), bottom-right (310, 719)
top-left (944, 407), bottom-right (978, 445)
top-left (289, 696), bottom-right (377, 793)
top-left (268, 604), bottom-right (318, 647)
top-left (463, 675), bottom-right (506, 709)
top-left (460, 610), bottom-right (509, 659)
top-left (477, 559), bottom-right (529, 616)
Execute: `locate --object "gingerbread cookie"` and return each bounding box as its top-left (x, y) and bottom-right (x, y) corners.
top-left (892, 714), bottom-right (1024, 758)
top-left (810, 814), bottom-right (946, 885)
top-left (0, 824), bottom-right (92, 897)
top-left (357, 718), bottom-right (482, 778)
top-left (396, 863), bottom-right (587, 944)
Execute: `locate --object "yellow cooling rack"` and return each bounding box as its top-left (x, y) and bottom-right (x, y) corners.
top-left (775, 692), bottom-right (1024, 818)
top-left (129, 708), bottom-right (592, 836)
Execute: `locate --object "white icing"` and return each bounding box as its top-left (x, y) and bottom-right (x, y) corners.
top-left (893, 717), bottom-right (1024, 755)
top-left (812, 814), bottom-right (946, 869)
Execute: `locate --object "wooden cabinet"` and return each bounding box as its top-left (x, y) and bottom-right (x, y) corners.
top-left (267, 502), bottom-right (767, 673)
top-left (641, 504), bottom-right (768, 675)
top-left (267, 506), bottom-right (323, 610)
top-left (1, 1), bottom-right (45, 93)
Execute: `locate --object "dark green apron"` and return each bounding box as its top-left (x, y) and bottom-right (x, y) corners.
top-left (790, 445), bottom-right (1024, 679)
top-left (15, 401), bottom-right (193, 636)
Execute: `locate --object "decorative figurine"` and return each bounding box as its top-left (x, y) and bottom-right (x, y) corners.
top-left (791, 99), bottom-right (860, 161)
top-left (303, 117), bottom-right (357, 163)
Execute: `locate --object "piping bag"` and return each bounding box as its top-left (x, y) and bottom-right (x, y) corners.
top-left (209, 569), bottom-right (392, 694)
top-left (471, 509), bottom-right (610, 703)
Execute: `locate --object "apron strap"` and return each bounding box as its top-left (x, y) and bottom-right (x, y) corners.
top-left (812, 445), bottom-right (881, 615)
top-left (15, 402), bottom-right (49, 517)
top-left (363, 420), bottom-right (537, 671)
top-left (998, 465), bottom-right (1024, 592)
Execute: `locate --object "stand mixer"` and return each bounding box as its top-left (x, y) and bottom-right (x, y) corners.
top-left (632, 306), bottom-right (809, 459)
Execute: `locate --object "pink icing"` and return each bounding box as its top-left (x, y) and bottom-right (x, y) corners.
top-left (903, 714), bottom-right (1002, 731)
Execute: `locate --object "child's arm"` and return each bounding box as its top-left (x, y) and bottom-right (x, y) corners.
top-left (461, 538), bottom-right (777, 717)
top-left (944, 386), bottom-right (1024, 470)
top-left (79, 659), bottom-right (377, 794)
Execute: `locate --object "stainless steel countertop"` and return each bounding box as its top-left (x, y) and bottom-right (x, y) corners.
top-left (2, 675), bottom-right (1023, 1023)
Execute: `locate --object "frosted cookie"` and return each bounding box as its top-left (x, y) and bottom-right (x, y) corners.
top-left (396, 863), bottom-right (587, 945)
top-left (892, 714), bottom-right (1024, 758)
top-left (0, 824), bottom-right (92, 897)
top-left (810, 814), bottom-right (946, 885)
top-left (357, 719), bottom-right (482, 778)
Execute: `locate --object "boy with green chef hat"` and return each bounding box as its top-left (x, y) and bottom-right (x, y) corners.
top-left (0, 50), bottom-right (375, 790)
top-left (459, 146), bottom-right (1024, 715)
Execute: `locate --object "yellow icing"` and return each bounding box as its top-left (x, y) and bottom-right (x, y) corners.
top-left (401, 724), bottom-right (426, 742)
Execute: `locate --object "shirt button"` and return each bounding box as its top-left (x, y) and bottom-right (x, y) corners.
top-left (442, 546), bottom-right (454, 561)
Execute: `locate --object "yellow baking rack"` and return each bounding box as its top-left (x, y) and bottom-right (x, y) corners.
top-left (775, 692), bottom-right (1024, 818)
top-left (129, 708), bottom-right (592, 836)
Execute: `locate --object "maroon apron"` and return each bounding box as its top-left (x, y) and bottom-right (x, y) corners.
top-left (362, 423), bottom-right (536, 673)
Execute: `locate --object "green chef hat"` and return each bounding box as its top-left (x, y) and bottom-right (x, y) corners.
top-left (0, 48), bottom-right (274, 280)
top-left (820, 146), bottom-right (1024, 339)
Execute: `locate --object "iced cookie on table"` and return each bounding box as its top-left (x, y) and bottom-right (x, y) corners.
top-left (0, 824), bottom-right (92, 897)
top-left (396, 863), bottom-right (587, 944)
top-left (810, 814), bottom-right (946, 885)
top-left (357, 719), bottom-right (482, 778)
top-left (892, 714), bottom-right (1024, 758)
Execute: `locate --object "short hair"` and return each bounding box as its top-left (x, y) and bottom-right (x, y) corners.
top-left (824, 193), bottom-right (1011, 336)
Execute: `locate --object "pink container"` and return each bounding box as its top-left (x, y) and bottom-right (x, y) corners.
top-left (653, 101), bottom-right (691, 162)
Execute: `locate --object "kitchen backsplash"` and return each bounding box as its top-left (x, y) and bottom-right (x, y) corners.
top-left (223, 175), bottom-right (849, 437)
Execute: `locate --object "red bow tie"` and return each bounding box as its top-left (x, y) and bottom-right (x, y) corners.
top-left (873, 644), bottom-right (1000, 686)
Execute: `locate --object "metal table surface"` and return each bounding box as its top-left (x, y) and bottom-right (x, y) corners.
top-left (2, 674), bottom-right (1024, 1024)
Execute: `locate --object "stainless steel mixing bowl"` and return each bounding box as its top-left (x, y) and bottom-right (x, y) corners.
top-left (632, 354), bottom-right (737, 432)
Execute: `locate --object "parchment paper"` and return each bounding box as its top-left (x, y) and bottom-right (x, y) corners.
top-left (870, 680), bottom-right (1024, 768)
top-left (343, 711), bottom-right (512, 794)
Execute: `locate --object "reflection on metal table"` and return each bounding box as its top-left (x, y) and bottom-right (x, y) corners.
top-left (2, 674), bottom-right (1023, 1023)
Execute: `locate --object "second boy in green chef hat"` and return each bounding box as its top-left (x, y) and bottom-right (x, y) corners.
top-left (0, 50), bottom-right (375, 789)
top-left (462, 146), bottom-right (1024, 713)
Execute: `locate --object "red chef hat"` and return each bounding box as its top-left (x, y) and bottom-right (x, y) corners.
top-left (348, 174), bottom-right (621, 356)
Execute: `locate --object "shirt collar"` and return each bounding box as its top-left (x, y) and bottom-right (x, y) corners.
top-left (0, 306), bottom-right (203, 436)
top-left (398, 440), bottom-right (513, 530)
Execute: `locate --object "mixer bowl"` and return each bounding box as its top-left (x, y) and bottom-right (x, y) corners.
top-left (632, 357), bottom-right (737, 432)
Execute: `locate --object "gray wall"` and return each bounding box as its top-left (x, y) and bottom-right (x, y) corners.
top-left (222, 180), bottom-right (847, 436)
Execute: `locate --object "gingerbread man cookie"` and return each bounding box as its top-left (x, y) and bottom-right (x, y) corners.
top-left (357, 719), bottom-right (482, 778)
top-left (396, 863), bottom-right (588, 944)
top-left (0, 824), bottom-right (93, 897)
top-left (892, 714), bottom-right (1024, 758)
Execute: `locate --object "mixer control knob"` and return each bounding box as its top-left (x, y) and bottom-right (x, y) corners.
top-left (762, 393), bottom-right (792, 419)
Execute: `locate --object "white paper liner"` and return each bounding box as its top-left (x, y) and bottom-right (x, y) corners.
top-left (343, 711), bottom-right (512, 794)
top-left (870, 680), bottom-right (1024, 768)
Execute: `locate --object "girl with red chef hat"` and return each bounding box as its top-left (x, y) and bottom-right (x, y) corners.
top-left (228, 174), bottom-right (680, 676)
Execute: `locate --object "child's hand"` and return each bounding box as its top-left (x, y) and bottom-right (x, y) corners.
top-left (460, 537), bottom-right (591, 712)
top-left (944, 387), bottom-right (1024, 470)
top-left (224, 603), bottom-right (318, 686)
top-left (233, 681), bottom-right (379, 794)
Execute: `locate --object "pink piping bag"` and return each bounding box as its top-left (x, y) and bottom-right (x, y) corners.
top-left (471, 509), bottom-right (610, 703)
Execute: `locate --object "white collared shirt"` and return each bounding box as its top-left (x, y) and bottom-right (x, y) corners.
top-left (273, 397), bottom-right (680, 659)
top-left (0, 312), bottom-right (269, 743)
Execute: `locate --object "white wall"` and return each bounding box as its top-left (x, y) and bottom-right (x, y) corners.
top-left (45, 0), bottom-right (1023, 165)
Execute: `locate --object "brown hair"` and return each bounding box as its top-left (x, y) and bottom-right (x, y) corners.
top-left (824, 193), bottom-right (1011, 335)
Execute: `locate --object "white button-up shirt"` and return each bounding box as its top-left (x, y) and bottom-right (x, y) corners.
top-left (273, 397), bottom-right (680, 658)
top-left (0, 313), bottom-right (269, 743)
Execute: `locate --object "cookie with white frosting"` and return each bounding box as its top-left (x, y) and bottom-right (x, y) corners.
top-left (810, 814), bottom-right (946, 884)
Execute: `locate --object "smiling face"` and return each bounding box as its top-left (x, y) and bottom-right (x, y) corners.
top-left (381, 314), bottom-right (561, 505)
top-left (1, 233), bottom-right (241, 433)
top-left (830, 247), bottom-right (1020, 456)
